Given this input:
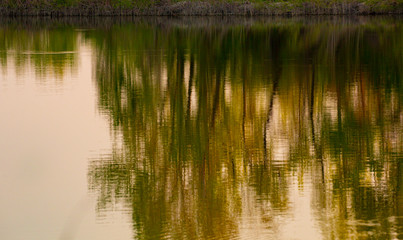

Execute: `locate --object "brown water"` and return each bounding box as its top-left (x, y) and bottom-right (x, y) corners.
top-left (0, 17), bottom-right (402, 240)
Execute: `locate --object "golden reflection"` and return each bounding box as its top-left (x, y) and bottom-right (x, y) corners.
top-left (85, 17), bottom-right (403, 240)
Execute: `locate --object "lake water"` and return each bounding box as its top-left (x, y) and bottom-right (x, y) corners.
top-left (0, 16), bottom-right (402, 240)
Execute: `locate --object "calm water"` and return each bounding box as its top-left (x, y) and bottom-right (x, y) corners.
top-left (0, 17), bottom-right (402, 240)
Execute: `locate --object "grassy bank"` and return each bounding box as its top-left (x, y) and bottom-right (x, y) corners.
top-left (0, 0), bottom-right (402, 16)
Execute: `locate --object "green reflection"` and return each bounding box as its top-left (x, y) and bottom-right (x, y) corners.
top-left (0, 19), bottom-right (78, 79)
top-left (86, 17), bottom-right (402, 240)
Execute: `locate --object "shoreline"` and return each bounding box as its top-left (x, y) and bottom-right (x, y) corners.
top-left (1, 1), bottom-right (402, 16)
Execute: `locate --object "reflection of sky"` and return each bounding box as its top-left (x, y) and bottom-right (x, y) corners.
top-left (0, 44), bottom-right (132, 240)
top-left (238, 176), bottom-right (321, 240)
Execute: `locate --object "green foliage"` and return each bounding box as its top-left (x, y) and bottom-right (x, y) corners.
top-left (54, 0), bottom-right (77, 7)
top-left (0, 0), bottom-right (402, 15)
top-left (110, 0), bottom-right (133, 8)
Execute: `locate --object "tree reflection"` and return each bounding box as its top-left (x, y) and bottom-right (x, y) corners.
top-left (87, 17), bottom-right (403, 239)
top-left (0, 19), bottom-right (78, 80)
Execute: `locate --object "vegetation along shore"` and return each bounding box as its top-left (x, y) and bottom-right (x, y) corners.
top-left (1, 0), bottom-right (402, 16)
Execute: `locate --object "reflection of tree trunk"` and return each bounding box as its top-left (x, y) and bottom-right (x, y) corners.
top-left (170, 50), bottom-right (185, 160)
top-left (397, 160), bottom-right (403, 220)
top-left (186, 54), bottom-right (194, 121)
top-left (310, 63), bottom-right (324, 184)
top-left (359, 70), bottom-right (366, 120)
top-left (196, 59), bottom-right (209, 200)
top-left (336, 68), bottom-right (347, 191)
top-left (242, 64), bottom-right (247, 165)
top-left (264, 33), bottom-right (282, 167)
top-left (211, 70), bottom-right (221, 129)
top-left (359, 68), bottom-right (370, 160)
top-left (310, 64), bottom-right (315, 144)
top-left (263, 66), bottom-right (280, 167)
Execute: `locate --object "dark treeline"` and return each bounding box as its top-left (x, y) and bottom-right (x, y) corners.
top-left (0, 0), bottom-right (402, 16)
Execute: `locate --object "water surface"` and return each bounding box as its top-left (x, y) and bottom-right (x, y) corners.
top-left (0, 16), bottom-right (402, 240)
